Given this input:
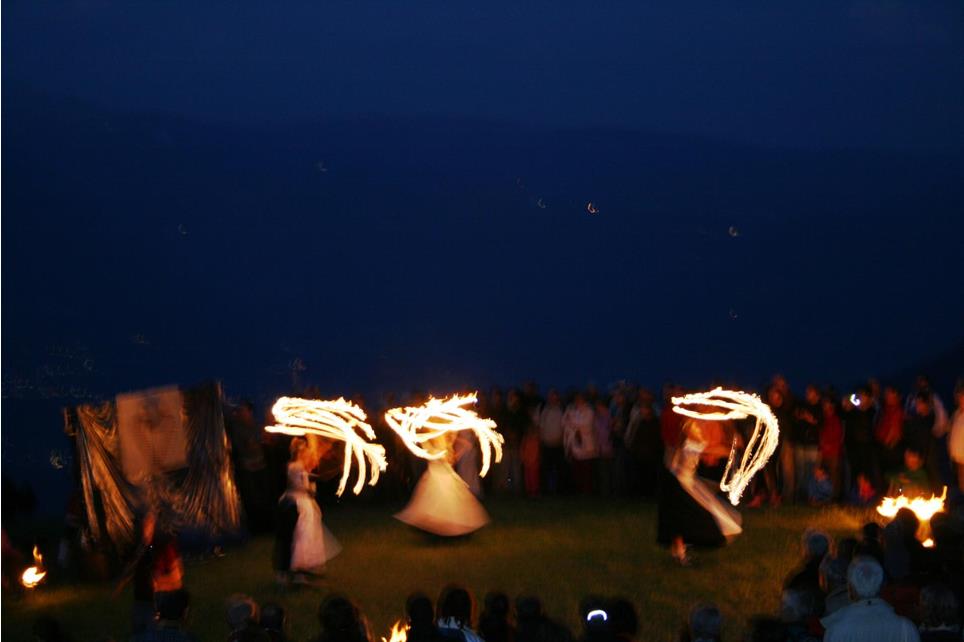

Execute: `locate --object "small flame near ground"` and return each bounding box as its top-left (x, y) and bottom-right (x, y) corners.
top-left (382, 620), bottom-right (409, 642)
top-left (21, 546), bottom-right (47, 589)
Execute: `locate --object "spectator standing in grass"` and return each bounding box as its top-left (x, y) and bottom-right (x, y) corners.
top-left (905, 376), bottom-right (949, 434)
top-left (624, 390), bottom-right (662, 497)
top-left (521, 418), bottom-right (542, 498)
top-left (794, 385), bottom-right (823, 501)
top-left (819, 396), bottom-right (845, 500)
top-left (538, 390), bottom-right (566, 494)
top-left (593, 398), bottom-right (614, 496)
top-left (563, 393), bottom-right (597, 494)
top-left (875, 387), bottom-right (905, 479)
top-left (903, 393), bottom-right (943, 490)
top-left (498, 389), bottom-right (529, 494)
top-left (609, 389), bottom-right (633, 495)
top-left (768, 385), bottom-right (798, 504)
top-left (845, 388), bottom-right (879, 495)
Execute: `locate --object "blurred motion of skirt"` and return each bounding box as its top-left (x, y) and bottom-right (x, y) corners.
top-left (395, 460), bottom-right (489, 536)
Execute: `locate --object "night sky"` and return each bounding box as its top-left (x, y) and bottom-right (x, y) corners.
top-left (3, 1), bottom-right (964, 504)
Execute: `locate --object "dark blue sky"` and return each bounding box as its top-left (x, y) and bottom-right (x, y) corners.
top-left (5, 1), bottom-right (964, 148)
top-left (3, 1), bottom-right (964, 501)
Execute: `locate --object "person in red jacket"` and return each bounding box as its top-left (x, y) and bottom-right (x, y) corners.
top-left (875, 386), bottom-right (904, 478)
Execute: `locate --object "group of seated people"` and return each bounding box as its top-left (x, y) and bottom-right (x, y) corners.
top-left (741, 508), bottom-right (964, 642)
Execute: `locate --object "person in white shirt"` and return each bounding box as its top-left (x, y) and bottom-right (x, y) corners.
top-left (821, 556), bottom-right (920, 642)
top-left (562, 392), bottom-right (597, 494)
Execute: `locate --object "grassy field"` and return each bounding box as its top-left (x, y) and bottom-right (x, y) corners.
top-left (2, 498), bottom-right (874, 641)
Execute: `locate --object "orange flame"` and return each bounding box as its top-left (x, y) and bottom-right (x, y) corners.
top-left (382, 620), bottom-right (409, 642)
top-left (20, 546), bottom-right (47, 589)
top-left (876, 487), bottom-right (947, 521)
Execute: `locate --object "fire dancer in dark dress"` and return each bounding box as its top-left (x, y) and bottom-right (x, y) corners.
top-left (657, 420), bottom-right (742, 565)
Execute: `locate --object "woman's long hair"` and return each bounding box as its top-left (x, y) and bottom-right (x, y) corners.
top-left (438, 585), bottom-right (474, 629)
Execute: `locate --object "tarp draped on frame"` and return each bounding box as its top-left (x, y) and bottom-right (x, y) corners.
top-left (65, 381), bottom-right (241, 548)
top-left (73, 400), bottom-right (137, 547)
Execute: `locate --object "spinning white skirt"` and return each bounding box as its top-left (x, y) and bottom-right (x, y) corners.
top-left (395, 460), bottom-right (490, 536)
top-left (290, 491), bottom-right (342, 571)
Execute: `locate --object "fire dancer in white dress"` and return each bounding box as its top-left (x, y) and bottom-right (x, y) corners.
top-left (395, 433), bottom-right (491, 536)
top-left (387, 394), bottom-right (503, 536)
top-left (281, 438), bottom-right (342, 580)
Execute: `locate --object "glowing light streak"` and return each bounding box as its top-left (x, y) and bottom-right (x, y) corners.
top-left (849, 393), bottom-right (861, 407)
top-left (672, 387), bottom-right (780, 506)
top-left (20, 546), bottom-right (47, 589)
top-left (385, 393), bottom-right (503, 477)
top-left (586, 202), bottom-right (599, 215)
top-left (382, 620), bottom-right (409, 642)
top-left (266, 397), bottom-right (387, 496)
top-left (876, 487), bottom-right (946, 522)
